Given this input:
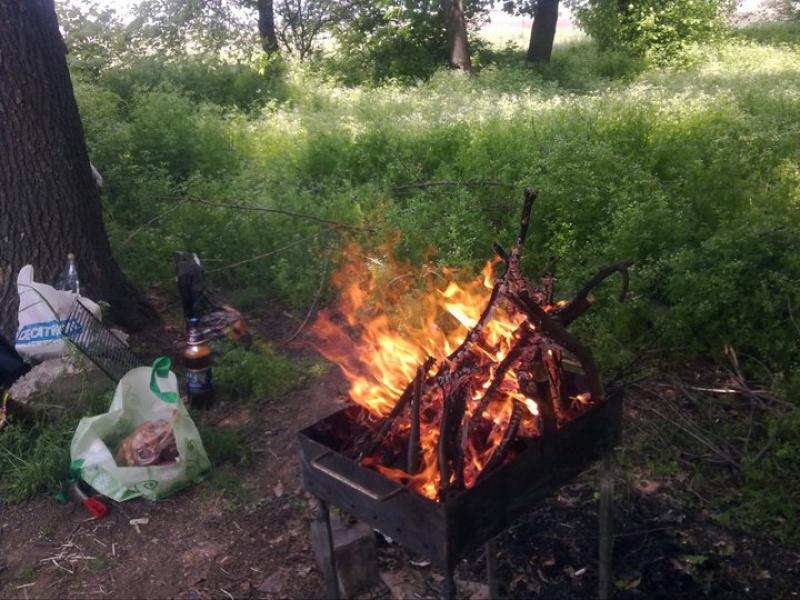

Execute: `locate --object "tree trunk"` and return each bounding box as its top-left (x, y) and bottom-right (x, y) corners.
top-left (443, 0), bottom-right (471, 73)
top-left (0, 0), bottom-right (158, 338)
top-left (527, 0), bottom-right (560, 63)
top-left (257, 0), bottom-right (279, 54)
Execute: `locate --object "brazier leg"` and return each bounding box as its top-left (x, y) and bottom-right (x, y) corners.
top-left (598, 455), bottom-right (614, 600)
top-left (315, 498), bottom-right (341, 600)
top-left (441, 567), bottom-right (456, 600)
top-left (486, 537), bottom-right (500, 600)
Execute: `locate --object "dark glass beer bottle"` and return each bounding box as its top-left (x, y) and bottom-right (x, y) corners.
top-left (184, 318), bottom-right (214, 409)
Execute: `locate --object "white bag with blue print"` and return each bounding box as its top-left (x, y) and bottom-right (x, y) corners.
top-left (14, 264), bottom-right (101, 361)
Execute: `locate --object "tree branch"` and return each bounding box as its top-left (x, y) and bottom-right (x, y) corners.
top-left (556, 261), bottom-right (632, 326)
top-left (177, 196), bottom-right (374, 231)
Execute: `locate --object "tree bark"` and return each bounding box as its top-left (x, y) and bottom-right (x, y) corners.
top-left (0, 0), bottom-right (158, 338)
top-left (443, 0), bottom-right (471, 73)
top-left (257, 0), bottom-right (279, 54)
top-left (527, 0), bottom-right (559, 63)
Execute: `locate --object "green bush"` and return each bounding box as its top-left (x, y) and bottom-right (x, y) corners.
top-left (567, 0), bottom-right (734, 61)
top-left (128, 90), bottom-right (239, 180)
top-left (734, 20), bottom-right (800, 46)
top-left (96, 56), bottom-right (285, 110)
top-left (73, 31), bottom-right (800, 388)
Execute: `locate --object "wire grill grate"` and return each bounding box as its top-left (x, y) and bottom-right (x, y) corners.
top-left (64, 300), bottom-right (141, 382)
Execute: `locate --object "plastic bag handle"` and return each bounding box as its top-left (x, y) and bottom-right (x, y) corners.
top-left (149, 357), bottom-right (179, 404)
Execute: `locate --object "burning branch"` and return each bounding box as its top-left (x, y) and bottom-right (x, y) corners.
top-left (438, 379), bottom-right (471, 495)
top-left (356, 356), bottom-right (436, 460)
top-left (475, 399), bottom-right (523, 483)
top-left (406, 364), bottom-right (425, 474)
top-left (508, 290), bottom-right (606, 404)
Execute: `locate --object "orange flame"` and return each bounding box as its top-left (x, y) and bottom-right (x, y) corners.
top-left (309, 245), bottom-right (549, 499)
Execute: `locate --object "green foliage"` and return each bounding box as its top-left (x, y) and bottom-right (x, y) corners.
top-left (57, 0), bottom-right (128, 78)
top-left (197, 422), bottom-right (253, 465)
top-left (732, 411), bottom-right (800, 541)
top-left (0, 391), bottom-right (112, 503)
top-left (74, 33), bottom-right (800, 389)
top-left (567, 0), bottom-right (734, 61)
top-left (128, 89), bottom-right (240, 179)
top-left (125, 0), bottom-right (256, 61)
top-left (328, 0), bottom-right (492, 83)
top-left (214, 343), bottom-right (312, 401)
top-left (0, 417), bottom-right (77, 503)
top-left (734, 20), bottom-right (800, 46)
top-left (96, 56), bottom-right (285, 110)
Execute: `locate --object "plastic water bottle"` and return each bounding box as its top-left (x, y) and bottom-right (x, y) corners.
top-left (57, 253), bottom-right (81, 294)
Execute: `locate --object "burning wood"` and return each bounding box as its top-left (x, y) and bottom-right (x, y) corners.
top-left (309, 189), bottom-right (630, 501)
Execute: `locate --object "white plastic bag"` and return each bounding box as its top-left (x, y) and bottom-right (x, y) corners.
top-left (14, 264), bottom-right (100, 360)
top-left (70, 357), bottom-right (211, 502)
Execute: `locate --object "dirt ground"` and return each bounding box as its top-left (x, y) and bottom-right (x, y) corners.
top-left (1, 298), bottom-right (799, 599)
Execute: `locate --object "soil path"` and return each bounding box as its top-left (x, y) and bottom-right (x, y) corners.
top-left (0, 356), bottom-right (349, 600)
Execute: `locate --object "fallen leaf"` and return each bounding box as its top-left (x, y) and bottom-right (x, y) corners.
top-left (615, 576), bottom-right (641, 590)
top-left (634, 479), bottom-right (661, 495)
top-left (273, 482), bottom-right (284, 498)
top-left (258, 573), bottom-right (284, 594)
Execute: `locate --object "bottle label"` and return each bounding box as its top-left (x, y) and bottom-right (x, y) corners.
top-left (186, 368), bottom-right (213, 393)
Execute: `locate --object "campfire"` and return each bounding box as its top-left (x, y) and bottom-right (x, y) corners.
top-left (308, 189), bottom-right (631, 502)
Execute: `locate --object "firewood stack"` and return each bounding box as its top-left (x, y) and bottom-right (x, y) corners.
top-left (337, 189), bottom-right (631, 501)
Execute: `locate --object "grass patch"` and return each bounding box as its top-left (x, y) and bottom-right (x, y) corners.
top-left (214, 342), bottom-right (313, 401)
top-left (86, 556), bottom-right (111, 573)
top-left (197, 422), bottom-right (253, 466)
top-left (0, 416), bottom-right (80, 503)
top-left (209, 466), bottom-right (250, 511)
top-left (15, 566), bottom-right (37, 582)
top-left (734, 21), bottom-right (800, 46)
top-left (0, 391), bottom-right (113, 503)
top-left (621, 381), bottom-right (800, 543)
